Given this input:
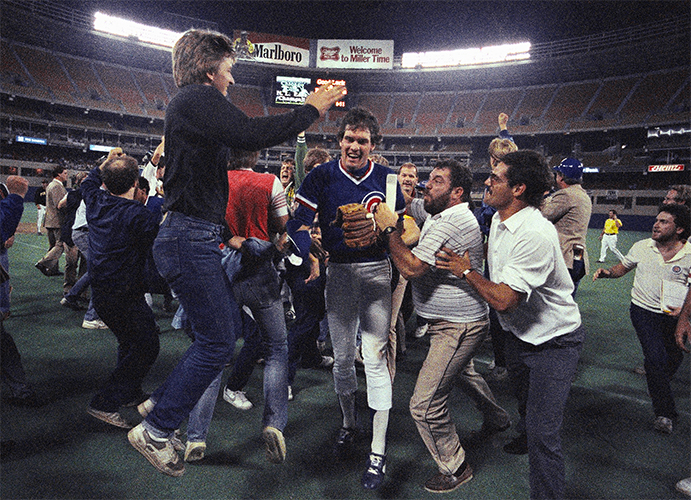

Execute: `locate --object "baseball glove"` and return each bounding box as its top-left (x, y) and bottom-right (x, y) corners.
top-left (332, 203), bottom-right (377, 249)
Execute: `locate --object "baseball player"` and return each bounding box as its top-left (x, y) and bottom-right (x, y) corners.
top-left (288, 107), bottom-right (405, 490)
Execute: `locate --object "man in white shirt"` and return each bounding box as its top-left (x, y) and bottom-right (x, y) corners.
top-left (593, 203), bottom-right (690, 435)
top-left (435, 150), bottom-right (584, 500)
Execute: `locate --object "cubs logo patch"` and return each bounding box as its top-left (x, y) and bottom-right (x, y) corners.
top-left (671, 265), bottom-right (682, 275)
top-left (361, 191), bottom-right (386, 213)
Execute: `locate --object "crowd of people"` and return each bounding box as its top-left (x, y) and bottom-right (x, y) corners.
top-left (2, 28), bottom-right (689, 499)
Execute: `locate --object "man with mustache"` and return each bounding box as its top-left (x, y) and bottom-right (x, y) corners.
top-left (435, 150), bottom-right (584, 500)
top-left (374, 159), bottom-right (510, 493)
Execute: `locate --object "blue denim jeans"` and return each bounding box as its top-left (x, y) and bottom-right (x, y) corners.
top-left (186, 370), bottom-right (224, 443)
top-left (90, 290), bottom-right (160, 412)
top-left (225, 310), bottom-right (263, 391)
top-left (144, 212), bottom-right (238, 437)
top-left (630, 303), bottom-right (684, 419)
top-left (285, 262), bottom-right (326, 385)
top-left (505, 326), bottom-right (584, 500)
top-left (231, 258), bottom-right (289, 431)
top-left (69, 229), bottom-right (98, 322)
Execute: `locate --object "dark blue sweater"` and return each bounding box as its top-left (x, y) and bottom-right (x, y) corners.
top-left (81, 167), bottom-right (159, 294)
top-left (162, 84), bottom-right (320, 226)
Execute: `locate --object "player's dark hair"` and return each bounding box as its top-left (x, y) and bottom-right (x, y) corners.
top-left (433, 158), bottom-right (473, 204)
top-left (337, 107), bottom-right (382, 145)
top-left (138, 176), bottom-right (150, 195)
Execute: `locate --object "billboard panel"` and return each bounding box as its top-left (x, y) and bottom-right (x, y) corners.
top-left (233, 30), bottom-right (310, 67)
top-left (316, 39), bottom-right (393, 69)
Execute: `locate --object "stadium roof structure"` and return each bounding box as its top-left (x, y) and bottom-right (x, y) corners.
top-left (2, 0), bottom-right (689, 93)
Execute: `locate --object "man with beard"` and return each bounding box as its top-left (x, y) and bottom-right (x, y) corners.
top-left (373, 159), bottom-right (510, 493)
top-left (290, 107), bottom-right (406, 490)
top-left (593, 203), bottom-right (690, 435)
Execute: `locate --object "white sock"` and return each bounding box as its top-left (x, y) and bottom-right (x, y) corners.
top-left (371, 409), bottom-right (389, 456)
top-left (338, 392), bottom-right (357, 429)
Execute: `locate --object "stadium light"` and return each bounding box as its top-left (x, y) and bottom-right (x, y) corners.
top-left (401, 41), bottom-right (531, 69)
top-left (93, 12), bottom-right (182, 48)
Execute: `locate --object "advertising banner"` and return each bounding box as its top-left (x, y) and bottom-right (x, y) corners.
top-left (647, 164), bottom-right (685, 172)
top-left (316, 39), bottom-right (394, 69)
top-left (233, 30), bottom-right (310, 67)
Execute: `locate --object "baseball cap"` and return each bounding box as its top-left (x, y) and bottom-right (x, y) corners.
top-left (553, 157), bottom-right (583, 180)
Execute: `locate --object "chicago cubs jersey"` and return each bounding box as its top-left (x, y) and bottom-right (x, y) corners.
top-left (295, 159), bottom-right (406, 263)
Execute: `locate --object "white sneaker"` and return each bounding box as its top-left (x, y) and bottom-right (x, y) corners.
top-left (223, 388), bottom-right (253, 410)
top-left (184, 441), bottom-right (206, 462)
top-left (82, 319), bottom-right (108, 329)
top-left (653, 416), bottom-right (673, 434)
top-left (676, 477), bottom-right (691, 497)
top-left (414, 323), bottom-right (429, 338)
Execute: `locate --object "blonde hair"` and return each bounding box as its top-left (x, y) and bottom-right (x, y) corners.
top-left (488, 138), bottom-right (518, 164)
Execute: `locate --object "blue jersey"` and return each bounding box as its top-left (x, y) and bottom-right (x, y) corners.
top-left (295, 159), bottom-right (406, 263)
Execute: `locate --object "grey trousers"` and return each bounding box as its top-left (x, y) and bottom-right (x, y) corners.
top-left (410, 317), bottom-right (510, 475)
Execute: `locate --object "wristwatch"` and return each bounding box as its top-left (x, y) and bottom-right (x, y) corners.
top-left (461, 268), bottom-right (474, 279)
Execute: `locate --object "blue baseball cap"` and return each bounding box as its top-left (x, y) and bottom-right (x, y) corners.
top-left (553, 158), bottom-right (583, 180)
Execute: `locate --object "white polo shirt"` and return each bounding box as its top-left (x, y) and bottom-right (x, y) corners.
top-left (488, 206), bottom-right (581, 345)
top-left (621, 238), bottom-right (691, 313)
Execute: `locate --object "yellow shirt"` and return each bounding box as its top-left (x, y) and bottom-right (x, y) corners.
top-left (603, 218), bottom-right (621, 235)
